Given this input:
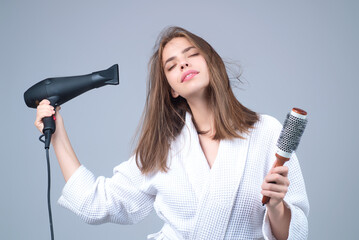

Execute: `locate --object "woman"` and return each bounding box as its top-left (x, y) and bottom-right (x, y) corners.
top-left (35, 26), bottom-right (309, 240)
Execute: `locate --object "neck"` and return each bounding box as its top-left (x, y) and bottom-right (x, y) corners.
top-left (187, 98), bottom-right (214, 136)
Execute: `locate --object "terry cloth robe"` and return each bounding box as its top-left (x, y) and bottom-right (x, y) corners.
top-left (58, 113), bottom-right (309, 240)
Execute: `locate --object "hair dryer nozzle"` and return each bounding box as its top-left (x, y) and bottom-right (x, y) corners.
top-left (92, 64), bottom-right (119, 86)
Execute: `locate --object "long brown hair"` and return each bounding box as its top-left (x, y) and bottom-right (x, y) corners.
top-left (135, 26), bottom-right (259, 175)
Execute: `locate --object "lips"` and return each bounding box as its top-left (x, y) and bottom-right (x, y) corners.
top-left (181, 70), bottom-right (199, 82)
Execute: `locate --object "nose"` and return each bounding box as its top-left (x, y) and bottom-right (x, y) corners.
top-left (180, 62), bottom-right (189, 70)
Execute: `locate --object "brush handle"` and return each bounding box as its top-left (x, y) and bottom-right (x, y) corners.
top-left (262, 154), bottom-right (289, 205)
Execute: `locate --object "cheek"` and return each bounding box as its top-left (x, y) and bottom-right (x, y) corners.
top-left (165, 71), bottom-right (178, 87)
top-left (199, 61), bottom-right (210, 83)
top-left (197, 58), bottom-right (210, 76)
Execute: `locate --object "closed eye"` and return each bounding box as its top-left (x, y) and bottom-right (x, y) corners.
top-left (168, 64), bottom-right (176, 71)
top-left (190, 53), bottom-right (199, 57)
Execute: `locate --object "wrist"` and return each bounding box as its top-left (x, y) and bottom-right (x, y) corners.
top-left (267, 200), bottom-right (291, 240)
top-left (267, 200), bottom-right (286, 217)
top-left (50, 128), bottom-right (69, 150)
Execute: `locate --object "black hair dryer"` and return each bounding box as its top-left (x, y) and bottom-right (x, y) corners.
top-left (24, 64), bottom-right (119, 149)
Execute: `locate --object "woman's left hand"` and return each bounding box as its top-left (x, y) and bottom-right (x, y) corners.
top-left (261, 166), bottom-right (290, 209)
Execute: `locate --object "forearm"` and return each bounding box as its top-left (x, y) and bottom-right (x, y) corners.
top-left (267, 201), bottom-right (291, 240)
top-left (52, 122), bottom-right (81, 182)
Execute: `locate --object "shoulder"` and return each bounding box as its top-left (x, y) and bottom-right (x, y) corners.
top-left (250, 114), bottom-right (283, 144)
top-left (255, 114), bottom-right (282, 130)
top-left (245, 114), bottom-right (283, 167)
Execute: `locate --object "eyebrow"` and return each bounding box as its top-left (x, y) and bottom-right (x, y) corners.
top-left (164, 46), bottom-right (196, 67)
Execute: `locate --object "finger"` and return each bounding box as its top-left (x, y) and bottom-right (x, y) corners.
top-left (272, 166), bottom-right (288, 173)
top-left (265, 174), bottom-right (289, 186)
top-left (271, 166), bottom-right (289, 177)
top-left (37, 107), bottom-right (55, 115)
top-left (262, 181), bottom-right (288, 193)
top-left (261, 190), bottom-right (286, 200)
top-left (35, 111), bottom-right (53, 127)
top-left (36, 107), bottom-right (55, 118)
top-left (39, 99), bottom-right (51, 105)
top-left (37, 103), bottom-right (55, 112)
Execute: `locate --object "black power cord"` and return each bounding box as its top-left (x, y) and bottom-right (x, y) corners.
top-left (39, 134), bottom-right (55, 240)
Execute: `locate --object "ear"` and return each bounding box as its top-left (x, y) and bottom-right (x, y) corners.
top-left (171, 88), bottom-right (180, 98)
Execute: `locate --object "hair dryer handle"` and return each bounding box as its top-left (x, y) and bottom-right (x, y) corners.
top-left (42, 96), bottom-right (59, 134)
top-left (42, 97), bottom-right (59, 149)
top-left (43, 116), bottom-right (56, 134)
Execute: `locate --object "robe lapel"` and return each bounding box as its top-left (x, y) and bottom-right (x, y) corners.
top-left (189, 131), bottom-right (251, 240)
top-left (181, 113), bottom-right (211, 201)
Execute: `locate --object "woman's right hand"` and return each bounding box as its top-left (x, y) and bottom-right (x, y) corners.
top-left (35, 99), bottom-right (80, 182)
top-left (35, 99), bottom-right (61, 133)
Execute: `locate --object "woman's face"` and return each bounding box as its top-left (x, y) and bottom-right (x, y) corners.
top-left (162, 37), bottom-right (210, 101)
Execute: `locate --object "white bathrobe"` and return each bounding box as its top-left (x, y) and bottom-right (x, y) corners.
top-left (58, 113), bottom-right (309, 239)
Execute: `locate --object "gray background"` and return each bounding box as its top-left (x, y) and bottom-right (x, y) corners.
top-left (1, 0), bottom-right (358, 239)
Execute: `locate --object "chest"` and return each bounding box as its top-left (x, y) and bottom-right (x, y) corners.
top-left (151, 151), bottom-right (266, 224)
top-left (198, 135), bottom-right (220, 168)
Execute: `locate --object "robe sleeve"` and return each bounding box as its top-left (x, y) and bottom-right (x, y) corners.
top-left (262, 152), bottom-right (309, 240)
top-left (58, 156), bottom-right (155, 225)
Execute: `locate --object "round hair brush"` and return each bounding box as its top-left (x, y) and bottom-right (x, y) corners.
top-left (262, 108), bottom-right (308, 205)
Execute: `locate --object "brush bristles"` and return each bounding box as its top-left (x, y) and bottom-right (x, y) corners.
top-left (277, 113), bottom-right (308, 155)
